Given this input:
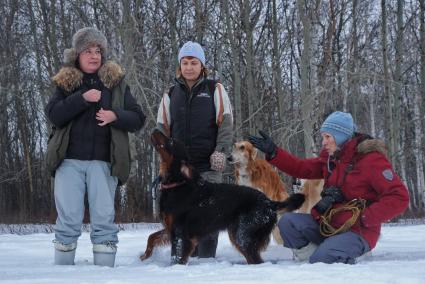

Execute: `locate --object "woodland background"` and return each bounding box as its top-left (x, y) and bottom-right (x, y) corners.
top-left (0, 0), bottom-right (424, 223)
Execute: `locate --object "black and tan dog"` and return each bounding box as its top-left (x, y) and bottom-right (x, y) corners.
top-left (140, 130), bottom-right (305, 265)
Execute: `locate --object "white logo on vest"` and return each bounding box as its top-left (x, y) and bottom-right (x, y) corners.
top-left (198, 92), bottom-right (211, 98)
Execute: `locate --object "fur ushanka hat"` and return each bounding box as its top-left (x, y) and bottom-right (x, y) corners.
top-left (63, 27), bottom-right (107, 65)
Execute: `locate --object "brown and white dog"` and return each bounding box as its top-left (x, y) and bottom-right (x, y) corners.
top-left (296, 179), bottom-right (324, 213)
top-left (229, 141), bottom-right (289, 244)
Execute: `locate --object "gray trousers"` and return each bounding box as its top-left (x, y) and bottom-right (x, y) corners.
top-left (193, 171), bottom-right (222, 258)
top-left (278, 213), bottom-right (370, 264)
top-left (54, 159), bottom-right (118, 245)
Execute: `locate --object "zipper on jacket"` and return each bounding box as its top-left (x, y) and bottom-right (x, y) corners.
top-left (182, 77), bottom-right (204, 148)
top-left (185, 88), bottom-right (192, 147)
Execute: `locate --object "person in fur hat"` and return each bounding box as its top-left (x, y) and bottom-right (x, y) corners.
top-left (249, 111), bottom-right (409, 264)
top-left (45, 27), bottom-right (146, 267)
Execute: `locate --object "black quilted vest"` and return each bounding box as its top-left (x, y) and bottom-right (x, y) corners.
top-left (169, 77), bottom-right (217, 172)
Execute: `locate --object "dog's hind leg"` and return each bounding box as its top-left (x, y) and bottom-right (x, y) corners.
top-left (228, 229), bottom-right (264, 264)
top-left (140, 229), bottom-right (169, 261)
top-left (228, 210), bottom-right (275, 264)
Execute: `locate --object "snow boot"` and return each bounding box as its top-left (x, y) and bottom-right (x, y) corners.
top-left (292, 242), bottom-right (318, 261)
top-left (93, 243), bottom-right (117, 267)
top-left (54, 241), bottom-right (77, 265)
top-left (197, 237), bottom-right (218, 258)
top-left (356, 251), bottom-right (372, 263)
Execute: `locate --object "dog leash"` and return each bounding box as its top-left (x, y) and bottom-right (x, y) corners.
top-left (159, 181), bottom-right (186, 190)
top-left (319, 198), bottom-right (367, 237)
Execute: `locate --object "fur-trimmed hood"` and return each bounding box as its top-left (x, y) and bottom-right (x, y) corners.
top-left (320, 134), bottom-right (389, 163)
top-left (51, 61), bottom-right (124, 93)
top-left (357, 138), bottom-right (388, 158)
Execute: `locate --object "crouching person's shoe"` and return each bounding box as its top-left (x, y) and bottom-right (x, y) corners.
top-left (355, 250), bottom-right (372, 263)
top-left (54, 241), bottom-right (77, 265)
top-left (292, 242), bottom-right (318, 261)
top-left (93, 242), bottom-right (117, 267)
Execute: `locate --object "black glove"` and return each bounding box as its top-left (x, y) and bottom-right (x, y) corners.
top-left (314, 186), bottom-right (345, 214)
top-left (248, 130), bottom-right (277, 160)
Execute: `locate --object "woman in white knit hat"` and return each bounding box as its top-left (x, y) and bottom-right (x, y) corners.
top-left (156, 41), bottom-right (234, 259)
top-left (45, 27), bottom-right (146, 267)
top-left (249, 111), bottom-right (409, 264)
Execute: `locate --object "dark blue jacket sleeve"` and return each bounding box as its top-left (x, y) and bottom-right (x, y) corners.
top-left (45, 87), bottom-right (90, 128)
top-left (111, 85), bottom-right (146, 132)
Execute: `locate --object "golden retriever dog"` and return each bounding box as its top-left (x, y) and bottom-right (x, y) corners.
top-left (229, 141), bottom-right (289, 244)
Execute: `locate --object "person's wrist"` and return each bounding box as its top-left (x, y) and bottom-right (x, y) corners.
top-left (314, 197), bottom-right (332, 214)
top-left (265, 145), bottom-right (277, 160)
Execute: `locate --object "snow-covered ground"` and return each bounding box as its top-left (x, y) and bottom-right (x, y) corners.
top-left (0, 223), bottom-right (424, 284)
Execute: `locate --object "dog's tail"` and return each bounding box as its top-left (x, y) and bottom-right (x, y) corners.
top-left (271, 193), bottom-right (305, 212)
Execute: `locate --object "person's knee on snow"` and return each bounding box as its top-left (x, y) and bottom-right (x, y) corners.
top-left (308, 232), bottom-right (370, 264)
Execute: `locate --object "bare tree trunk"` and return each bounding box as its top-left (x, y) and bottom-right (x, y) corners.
top-left (194, 0), bottom-right (207, 43)
top-left (393, 0), bottom-right (403, 171)
top-left (297, 0), bottom-right (314, 157)
top-left (381, 0), bottom-right (395, 165)
top-left (271, 0), bottom-right (284, 128)
top-left (416, 0), bottom-right (425, 211)
top-left (348, 0), bottom-right (360, 121)
top-left (242, 0), bottom-right (261, 133)
top-left (369, 75), bottom-right (377, 137)
top-left (221, 0), bottom-right (242, 139)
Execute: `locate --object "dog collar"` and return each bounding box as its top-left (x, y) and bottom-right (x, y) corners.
top-left (160, 181), bottom-right (186, 190)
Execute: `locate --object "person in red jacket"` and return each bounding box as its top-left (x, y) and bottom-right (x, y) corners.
top-left (249, 111), bottom-right (409, 264)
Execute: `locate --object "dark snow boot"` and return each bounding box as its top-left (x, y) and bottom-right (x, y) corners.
top-left (197, 232), bottom-right (219, 258)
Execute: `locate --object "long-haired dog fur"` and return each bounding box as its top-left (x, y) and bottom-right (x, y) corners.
top-left (296, 179), bottom-right (324, 213)
top-left (229, 141), bottom-right (289, 202)
top-left (229, 141), bottom-right (289, 244)
top-left (140, 130), bottom-right (305, 265)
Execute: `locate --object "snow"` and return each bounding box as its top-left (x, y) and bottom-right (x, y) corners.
top-left (0, 224), bottom-right (424, 284)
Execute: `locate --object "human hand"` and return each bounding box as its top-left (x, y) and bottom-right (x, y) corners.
top-left (82, 89), bottom-right (101, 102)
top-left (210, 151), bottom-right (226, 172)
top-left (248, 130), bottom-right (277, 160)
top-left (314, 186), bottom-right (345, 214)
top-left (96, 108), bottom-right (117, 126)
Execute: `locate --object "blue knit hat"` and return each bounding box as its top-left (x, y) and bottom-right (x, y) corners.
top-left (178, 41), bottom-right (205, 65)
top-left (320, 111), bottom-right (356, 146)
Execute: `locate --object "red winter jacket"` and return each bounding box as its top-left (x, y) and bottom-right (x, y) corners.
top-left (269, 134), bottom-right (409, 249)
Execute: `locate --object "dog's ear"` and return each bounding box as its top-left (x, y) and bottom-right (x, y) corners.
top-left (180, 161), bottom-right (193, 179)
top-left (251, 147), bottom-right (258, 160)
